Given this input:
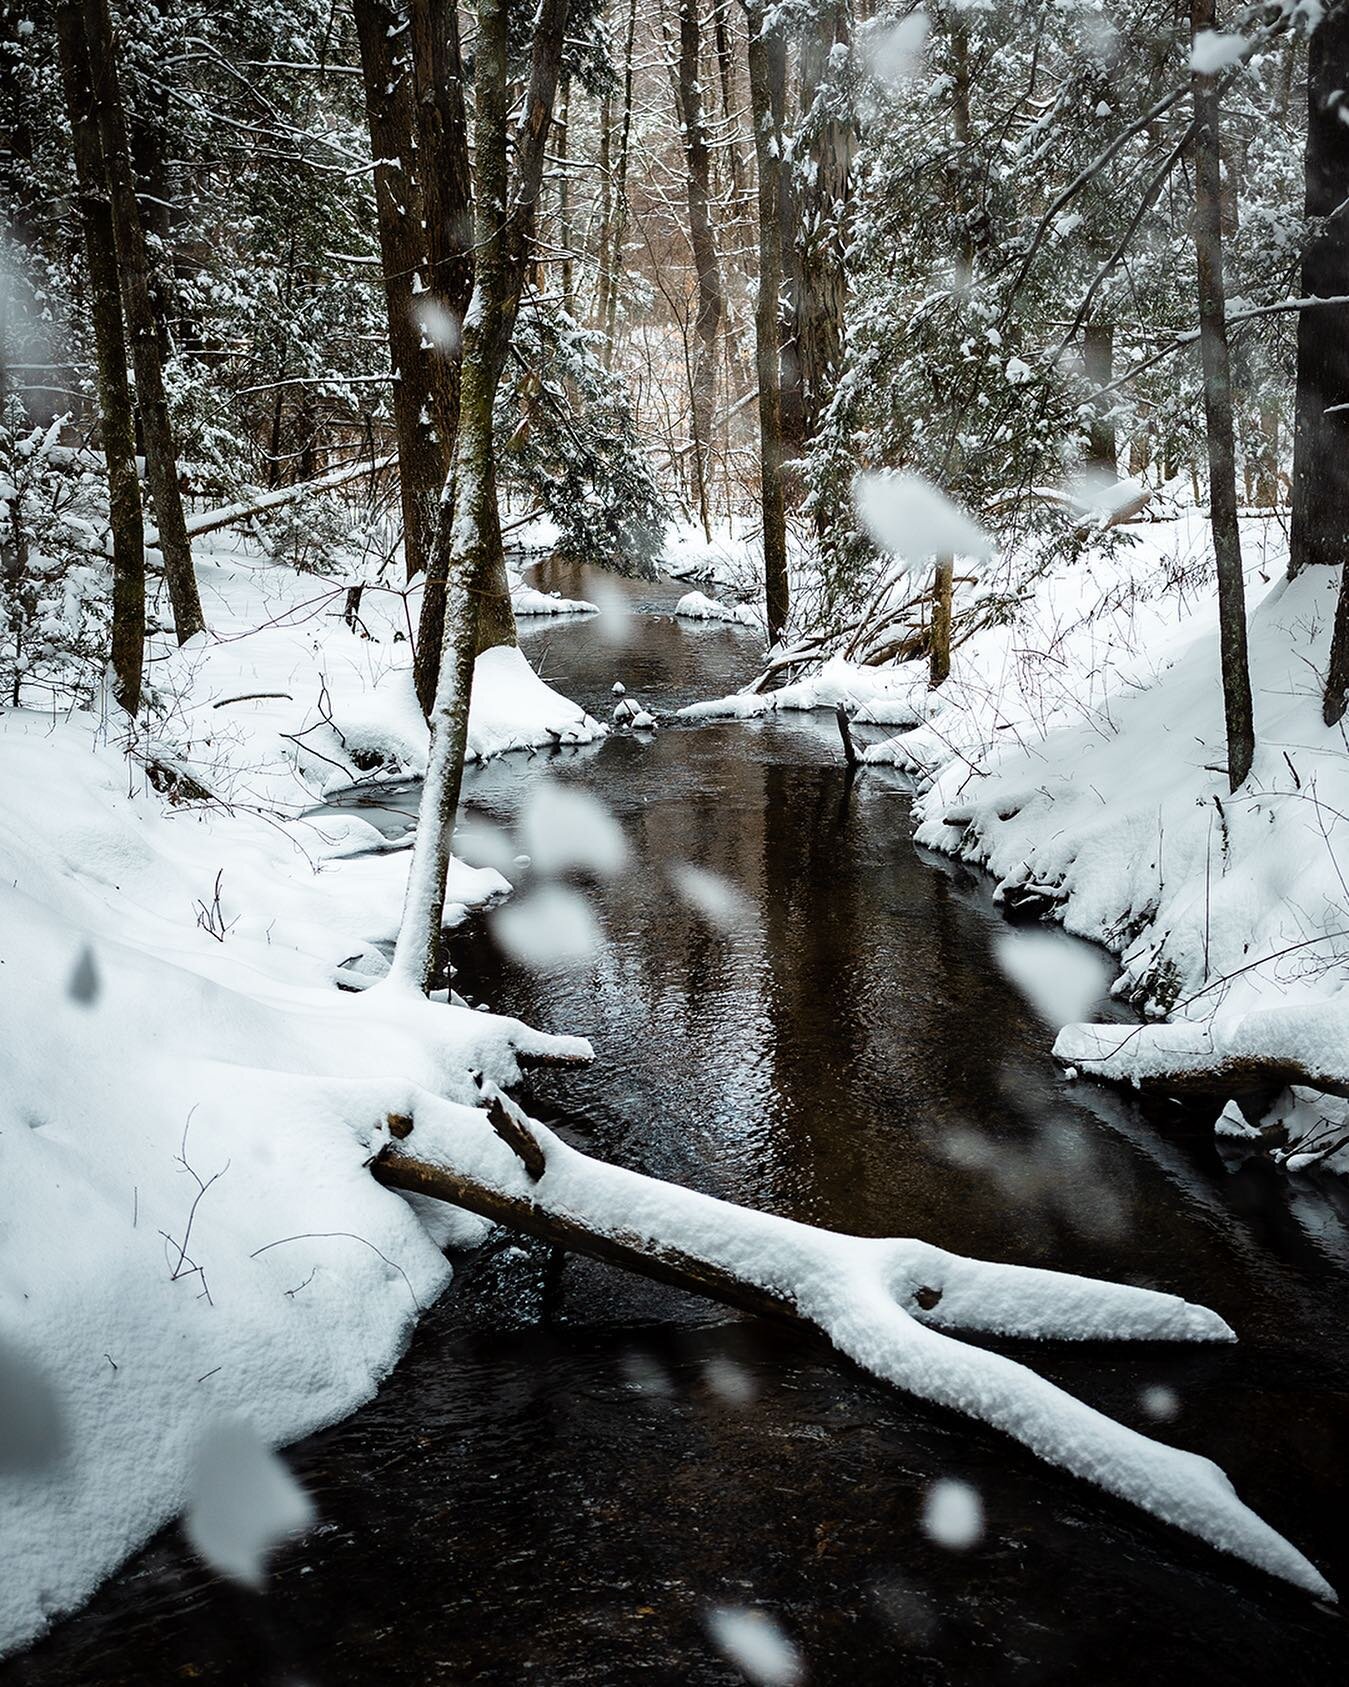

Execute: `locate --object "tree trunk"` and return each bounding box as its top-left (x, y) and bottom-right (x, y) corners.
top-left (406, 0), bottom-right (514, 714)
top-left (556, 73), bottom-right (576, 318)
top-left (1083, 321), bottom-right (1116, 473)
top-left (409, 0), bottom-right (472, 453)
top-left (1290, 3), bottom-right (1349, 576)
top-left (599, 0), bottom-right (639, 362)
top-left (392, 0), bottom-right (570, 992)
top-left (771, 35), bottom-right (804, 471)
top-left (353, 0), bottom-right (445, 586)
top-left (81, 0), bottom-right (203, 644)
top-left (712, 0), bottom-right (747, 207)
top-left (929, 555), bottom-right (954, 689)
top-left (56, 1), bottom-right (144, 716)
top-left (796, 4), bottom-right (851, 446)
top-left (1191, 0), bottom-right (1254, 791)
top-left (746, 5), bottom-right (789, 645)
top-left (675, 0), bottom-right (724, 539)
top-left (1325, 566), bottom-right (1349, 723)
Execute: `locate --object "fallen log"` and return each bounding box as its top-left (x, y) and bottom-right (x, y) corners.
top-left (1054, 1008), bottom-right (1349, 1103)
top-left (363, 1087), bottom-right (1333, 1597)
top-left (181, 453), bottom-right (396, 542)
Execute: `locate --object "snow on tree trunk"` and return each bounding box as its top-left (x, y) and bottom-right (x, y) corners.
top-left (1190, 0), bottom-right (1254, 792)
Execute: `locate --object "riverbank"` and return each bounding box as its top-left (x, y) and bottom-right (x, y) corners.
top-left (0, 532), bottom-right (600, 1655)
top-left (8, 562), bottom-right (1347, 1683)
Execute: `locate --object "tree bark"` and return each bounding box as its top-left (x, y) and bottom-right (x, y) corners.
top-left (1191, 0), bottom-right (1254, 791)
top-left (1290, 4), bottom-right (1349, 577)
top-left (745, 4), bottom-right (789, 645)
top-left (81, 0), bottom-right (203, 644)
top-left (353, 0), bottom-right (445, 587)
top-left (391, 0), bottom-right (570, 993)
top-left (796, 4), bottom-right (851, 446)
top-left (405, 0), bottom-right (515, 714)
top-left (675, 0), bottom-right (725, 539)
top-left (1083, 321), bottom-right (1116, 473)
top-left (55, 1), bottom-right (144, 716)
top-left (556, 73), bottom-right (576, 319)
top-left (1325, 565), bottom-right (1349, 723)
top-left (929, 554), bottom-right (954, 689)
top-left (599, 0), bottom-right (639, 362)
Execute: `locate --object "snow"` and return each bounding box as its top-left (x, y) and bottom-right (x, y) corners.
top-left (853, 469), bottom-right (994, 565)
top-left (922, 1479), bottom-right (984, 1550)
top-left (492, 884), bottom-right (601, 968)
top-left (674, 588), bottom-right (762, 628)
top-left (388, 1090), bottom-right (1332, 1595)
top-left (0, 534), bottom-right (599, 1655)
top-left (679, 655), bottom-right (929, 727)
top-left (995, 928), bottom-right (1114, 1029)
top-left (1191, 30), bottom-right (1248, 75)
top-left (911, 553), bottom-right (1349, 1170)
top-left (183, 1419), bottom-right (314, 1586)
top-left (706, 1606), bottom-right (803, 1686)
top-left (4, 511), bottom-right (1341, 1651)
top-left (519, 778), bottom-right (629, 877)
top-left (509, 576), bottom-right (599, 617)
top-left (860, 13), bottom-right (931, 92)
top-left (156, 536), bottom-right (603, 812)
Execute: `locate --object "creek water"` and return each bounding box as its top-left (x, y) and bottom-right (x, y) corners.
top-left (10, 562), bottom-right (1349, 1686)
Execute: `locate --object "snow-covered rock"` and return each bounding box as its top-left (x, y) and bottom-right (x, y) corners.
top-left (674, 589), bottom-right (761, 628)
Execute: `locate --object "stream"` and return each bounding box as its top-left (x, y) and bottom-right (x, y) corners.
top-left (9, 561), bottom-right (1349, 1685)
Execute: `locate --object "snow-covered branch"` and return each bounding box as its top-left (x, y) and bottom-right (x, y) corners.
top-left (370, 1086), bottom-right (1333, 1599)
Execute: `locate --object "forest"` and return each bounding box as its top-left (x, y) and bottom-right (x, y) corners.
top-left (3, 1), bottom-right (1349, 1682)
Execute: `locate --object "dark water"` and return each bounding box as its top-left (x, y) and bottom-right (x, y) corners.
top-left (10, 562), bottom-right (1349, 1686)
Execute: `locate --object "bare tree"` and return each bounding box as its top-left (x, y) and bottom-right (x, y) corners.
top-left (1190, 0), bottom-right (1254, 789)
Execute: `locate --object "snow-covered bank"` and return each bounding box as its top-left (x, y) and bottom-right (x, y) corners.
top-left (673, 589), bottom-right (762, 629)
top-left (916, 560), bottom-right (1349, 1171)
top-left (0, 534), bottom-right (607, 1654)
top-left (158, 536), bottom-right (604, 813)
top-left (0, 705), bottom-right (592, 1653)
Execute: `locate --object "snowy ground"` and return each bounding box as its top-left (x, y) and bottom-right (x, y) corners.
top-left (149, 534), bottom-right (605, 815)
top-left (678, 513), bottom-right (1349, 1173)
top-left (4, 511), bottom-right (1341, 1655)
top-left (0, 532), bottom-right (598, 1654)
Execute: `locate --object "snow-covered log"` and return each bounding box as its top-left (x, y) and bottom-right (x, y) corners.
top-left (370, 1086), bottom-right (1333, 1598)
top-left (1054, 1004), bottom-right (1349, 1102)
top-left (182, 454), bottom-right (396, 541)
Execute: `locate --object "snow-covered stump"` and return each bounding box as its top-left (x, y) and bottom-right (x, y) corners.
top-left (370, 1084), bottom-right (1334, 1599)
